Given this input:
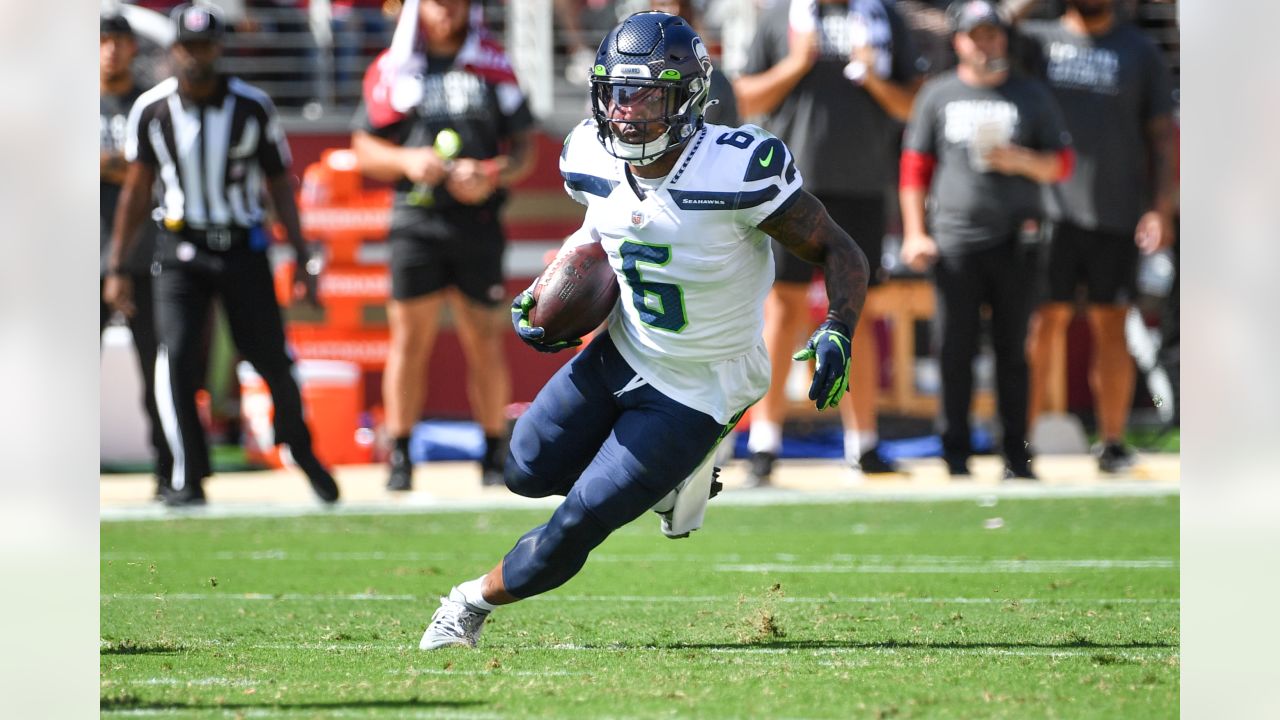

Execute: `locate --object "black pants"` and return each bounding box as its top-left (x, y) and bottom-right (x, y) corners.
top-left (101, 272), bottom-right (174, 482)
top-left (932, 240), bottom-right (1032, 465)
top-left (153, 239), bottom-right (315, 490)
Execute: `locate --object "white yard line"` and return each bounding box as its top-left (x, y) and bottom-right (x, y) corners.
top-left (101, 551), bottom-right (1174, 566)
top-left (100, 482), bottom-right (1178, 523)
top-left (715, 647), bottom-right (1179, 659)
top-left (102, 593), bottom-right (418, 601)
top-left (102, 710), bottom-right (505, 719)
top-left (101, 638), bottom-right (1179, 657)
top-left (120, 678), bottom-right (255, 687)
top-left (102, 593), bottom-right (1177, 605)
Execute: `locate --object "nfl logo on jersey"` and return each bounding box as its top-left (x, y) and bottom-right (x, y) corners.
top-left (630, 210), bottom-right (645, 228)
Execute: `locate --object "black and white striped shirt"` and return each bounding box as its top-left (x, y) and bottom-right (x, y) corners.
top-left (125, 76), bottom-right (292, 230)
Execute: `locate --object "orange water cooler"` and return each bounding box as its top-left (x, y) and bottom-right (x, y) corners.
top-left (239, 359), bottom-right (374, 468)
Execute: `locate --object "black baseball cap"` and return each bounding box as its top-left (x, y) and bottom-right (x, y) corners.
top-left (947, 0), bottom-right (1006, 34)
top-left (171, 3), bottom-right (226, 44)
top-left (101, 13), bottom-right (134, 36)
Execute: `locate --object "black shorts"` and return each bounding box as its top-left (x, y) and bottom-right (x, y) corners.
top-left (1043, 221), bottom-right (1138, 305)
top-left (388, 217), bottom-right (507, 305)
top-left (771, 193), bottom-right (886, 287)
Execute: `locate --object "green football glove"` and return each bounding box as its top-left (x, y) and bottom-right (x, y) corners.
top-left (510, 290), bottom-right (583, 354)
top-left (792, 319), bottom-right (852, 411)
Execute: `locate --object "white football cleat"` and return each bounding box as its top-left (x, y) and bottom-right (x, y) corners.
top-left (419, 587), bottom-right (489, 650)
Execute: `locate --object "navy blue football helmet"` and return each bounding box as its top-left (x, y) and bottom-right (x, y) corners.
top-left (590, 12), bottom-right (713, 165)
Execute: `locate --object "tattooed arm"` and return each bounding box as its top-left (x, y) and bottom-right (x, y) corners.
top-left (757, 189), bottom-right (871, 332)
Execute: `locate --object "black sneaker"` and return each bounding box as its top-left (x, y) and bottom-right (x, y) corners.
top-left (163, 484), bottom-right (206, 507)
top-left (741, 451), bottom-right (776, 489)
top-left (293, 450), bottom-right (340, 504)
top-left (1096, 443), bottom-right (1136, 474)
top-left (480, 435), bottom-right (508, 487)
top-left (386, 447), bottom-right (413, 492)
top-left (1003, 460), bottom-right (1038, 481)
top-left (153, 477), bottom-right (171, 502)
top-left (945, 456), bottom-right (971, 478)
top-left (854, 445), bottom-right (899, 474)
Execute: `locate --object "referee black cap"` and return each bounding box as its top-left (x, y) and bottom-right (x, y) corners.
top-left (171, 3), bottom-right (226, 44)
top-left (100, 13), bottom-right (134, 36)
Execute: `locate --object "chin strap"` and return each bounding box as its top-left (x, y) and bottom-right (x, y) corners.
top-left (607, 133), bottom-right (672, 166)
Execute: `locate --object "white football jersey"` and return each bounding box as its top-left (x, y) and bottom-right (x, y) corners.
top-left (558, 120), bottom-right (805, 423)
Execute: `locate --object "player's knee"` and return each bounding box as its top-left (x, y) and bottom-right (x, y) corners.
top-left (391, 328), bottom-right (433, 358)
top-left (504, 461), bottom-right (557, 498)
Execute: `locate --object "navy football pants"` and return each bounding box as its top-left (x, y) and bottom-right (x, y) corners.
top-left (500, 332), bottom-right (728, 598)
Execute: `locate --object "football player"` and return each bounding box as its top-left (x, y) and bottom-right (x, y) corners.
top-left (419, 11), bottom-right (870, 649)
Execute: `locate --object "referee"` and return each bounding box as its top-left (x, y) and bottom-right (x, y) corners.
top-left (104, 4), bottom-right (339, 506)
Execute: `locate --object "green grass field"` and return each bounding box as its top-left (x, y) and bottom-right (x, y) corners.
top-left (101, 494), bottom-right (1178, 718)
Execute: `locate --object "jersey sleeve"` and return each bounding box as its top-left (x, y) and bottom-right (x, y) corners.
top-left (723, 126), bottom-right (805, 229)
top-left (559, 120), bottom-right (618, 206)
top-left (902, 81), bottom-right (939, 155)
top-left (350, 100), bottom-right (411, 144)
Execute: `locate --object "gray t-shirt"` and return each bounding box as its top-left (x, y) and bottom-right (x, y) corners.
top-left (101, 84), bottom-right (157, 276)
top-left (904, 71), bottom-right (1071, 254)
top-left (1017, 20), bottom-right (1175, 233)
top-left (742, 0), bottom-right (921, 196)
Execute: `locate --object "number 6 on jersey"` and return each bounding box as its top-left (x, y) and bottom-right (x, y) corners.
top-left (619, 240), bottom-right (688, 333)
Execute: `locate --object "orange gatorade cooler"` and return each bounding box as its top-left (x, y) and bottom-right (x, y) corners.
top-left (238, 359), bottom-right (372, 468)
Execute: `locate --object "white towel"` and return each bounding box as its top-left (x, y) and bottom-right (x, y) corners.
top-left (362, 2), bottom-right (520, 128)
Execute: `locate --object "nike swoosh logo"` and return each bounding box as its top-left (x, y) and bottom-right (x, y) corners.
top-left (759, 147), bottom-right (774, 167)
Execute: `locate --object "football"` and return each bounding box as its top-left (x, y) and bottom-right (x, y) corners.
top-left (530, 241), bottom-right (620, 345)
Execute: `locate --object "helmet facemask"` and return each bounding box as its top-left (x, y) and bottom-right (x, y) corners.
top-left (591, 72), bottom-right (708, 166)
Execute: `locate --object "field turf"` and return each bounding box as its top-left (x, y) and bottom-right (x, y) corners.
top-left (101, 494), bottom-right (1178, 718)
